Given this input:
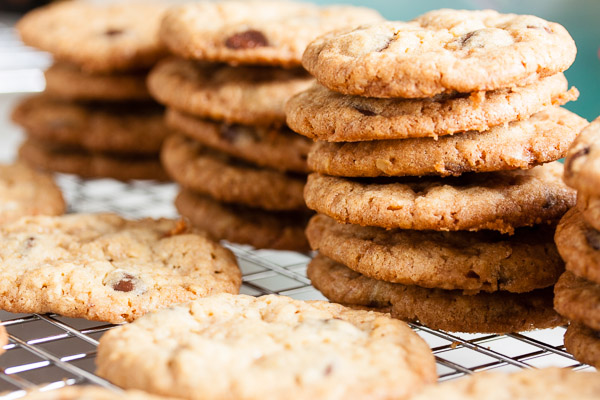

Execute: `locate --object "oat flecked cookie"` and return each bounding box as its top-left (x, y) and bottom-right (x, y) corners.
top-left (96, 293), bottom-right (436, 400)
top-left (159, 1), bottom-right (382, 67)
top-left (17, 2), bottom-right (167, 73)
top-left (286, 74), bottom-right (578, 142)
top-left (564, 117), bottom-right (600, 195)
top-left (554, 271), bottom-right (600, 331)
top-left (303, 9), bottom-right (576, 98)
top-left (564, 323), bottom-right (600, 369)
top-left (10, 386), bottom-right (173, 400)
top-left (307, 107), bottom-right (586, 177)
top-left (0, 214), bottom-right (241, 323)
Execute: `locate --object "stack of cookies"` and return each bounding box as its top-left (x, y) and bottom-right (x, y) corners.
top-left (151, 1), bottom-right (382, 251)
top-left (286, 9), bottom-right (588, 333)
top-left (555, 117), bottom-right (600, 368)
top-left (12, 2), bottom-right (170, 181)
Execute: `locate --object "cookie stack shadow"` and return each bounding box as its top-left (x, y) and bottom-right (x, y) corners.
top-left (286, 9), bottom-right (588, 333)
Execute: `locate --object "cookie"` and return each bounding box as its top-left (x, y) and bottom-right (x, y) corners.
top-left (0, 325), bottom-right (7, 356)
top-left (286, 74), bottom-right (577, 142)
top-left (17, 2), bottom-right (167, 73)
top-left (161, 135), bottom-right (305, 211)
top-left (576, 190), bottom-right (600, 232)
top-left (96, 293), bottom-right (436, 400)
top-left (305, 162), bottom-right (574, 234)
top-left (19, 139), bottom-right (168, 182)
top-left (44, 62), bottom-right (151, 102)
top-left (554, 271), bottom-right (600, 331)
top-left (0, 162), bottom-right (65, 224)
top-left (564, 117), bottom-right (600, 195)
top-left (167, 109), bottom-right (311, 174)
top-left (0, 214), bottom-right (241, 323)
top-left (564, 323), bottom-right (600, 369)
top-left (11, 386), bottom-right (171, 400)
top-left (410, 368), bottom-right (600, 400)
top-left (307, 107), bottom-right (585, 177)
top-left (303, 10), bottom-right (576, 98)
top-left (308, 254), bottom-right (565, 333)
top-left (555, 207), bottom-right (600, 285)
top-left (148, 58), bottom-right (313, 127)
top-left (12, 95), bottom-right (168, 154)
top-left (159, 1), bottom-right (382, 67)
top-left (176, 190), bottom-right (310, 252)
top-left (306, 214), bottom-right (563, 293)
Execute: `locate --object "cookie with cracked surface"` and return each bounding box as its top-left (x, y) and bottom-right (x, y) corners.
top-left (306, 214), bottom-right (563, 293)
top-left (176, 190), bottom-right (310, 252)
top-left (159, 1), bottom-right (382, 67)
top-left (17, 2), bottom-right (167, 73)
top-left (12, 95), bottom-right (168, 154)
top-left (286, 75), bottom-right (577, 142)
top-left (555, 207), bottom-right (600, 285)
top-left (11, 386), bottom-right (173, 400)
top-left (307, 107), bottom-right (585, 177)
top-left (303, 10), bottom-right (576, 98)
top-left (162, 135), bottom-right (305, 211)
top-left (308, 255), bottom-right (565, 333)
top-left (19, 139), bottom-right (168, 182)
top-left (44, 63), bottom-right (151, 102)
top-left (96, 293), bottom-right (436, 400)
top-left (0, 162), bottom-right (65, 224)
top-left (304, 162), bottom-right (574, 234)
top-left (0, 214), bottom-right (241, 323)
top-left (148, 58), bottom-right (313, 126)
top-left (554, 271), bottom-right (600, 331)
top-left (564, 116), bottom-right (600, 196)
top-left (564, 323), bottom-right (600, 369)
top-left (167, 109), bottom-right (311, 174)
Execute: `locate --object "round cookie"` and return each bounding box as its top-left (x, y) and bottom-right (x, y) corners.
top-left (564, 116), bottom-right (600, 196)
top-left (286, 74), bottom-right (577, 142)
top-left (161, 135), bottom-right (305, 211)
top-left (554, 271), bottom-right (600, 331)
top-left (17, 2), bottom-right (167, 73)
top-left (303, 10), bottom-right (576, 98)
top-left (44, 62), bottom-right (151, 102)
top-left (148, 58), bottom-right (313, 127)
top-left (307, 107), bottom-right (585, 177)
top-left (167, 109), bottom-right (311, 174)
top-left (19, 139), bottom-right (168, 182)
top-left (0, 214), bottom-right (241, 323)
top-left (576, 190), bottom-right (600, 232)
top-left (11, 386), bottom-right (171, 400)
top-left (555, 207), bottom-right (600, 285)
top-left (0, 162), bottom-right (65, 224)
top-left (308, 254), bottom-right (565, 334)
top-left (304, 162), bottom-right (574, 234)
top-left (564, 323), bottom-right (600, 369)
top-left (96, 293), bottom-right (436, 400)
top-left (306, 214), bottom-right (563, 293)
top-left (176, 190), bottom-right (310, 252)
top-left (159, 1), bottom-right (382, 67)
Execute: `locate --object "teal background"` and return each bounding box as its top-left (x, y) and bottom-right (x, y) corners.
top-left (313, 0), bottom-right (600, 121)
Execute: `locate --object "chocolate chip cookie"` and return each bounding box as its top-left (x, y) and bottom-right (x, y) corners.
top-left (564, 323), bottom-right (600, 369)
top-left (554, 271), bottom-right (600, 331)
top-left (564, 117), bottom-right (600, 195)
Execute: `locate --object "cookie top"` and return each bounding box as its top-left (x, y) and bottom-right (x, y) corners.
top-left (97, 293), bottom-right (436, 400)
top-left (303, 9), bottom-right (576, 98)
top-left (410, 368), bottom-right (600, 400)
top-left (308, 107), bottom-right (586, 177)
top-left (167, 109), bottom-right (311, 174)
top-left (554, 271), bottom-right (600, 331)
top-left (0, 214), bottom-right (240, 323)
top-left (0, 162), bottom-right (65, 224)
top-left (159, 1), bottom-right (382, 67)
top-left (44, 62), bottom-right (151, 102)
top-left (308, 255), bottom-right (564, 334)
top-left (564, 323), bottom-right (600, 370)
top-left (12, 386), bottom-right (172, 400)
top-left (161, 135), bottom-right (306, 211)
top-left (286, 74), bottom-right (577, 142)
top-left (17, 2), bottom-right (167, 73)
top-left (564, 117), bottom-right (600, 195)
top-left (12, 95), bottom-right (168, 154)
top-left (148, 58), bottom-right (313, 126)
top-left (304, 162), bottom-right (575, 233)
top-left (307, 214), bottom-right (563, 293)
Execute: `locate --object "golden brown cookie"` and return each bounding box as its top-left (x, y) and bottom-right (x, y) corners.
top-left (576, 190), bottom-right (600, 232)
top-left (554, 271), bottom-right (600, 331)
top-left (564, 117), bottom-right (600, 196)
top-left (564, 323), bottom-right (600, 369)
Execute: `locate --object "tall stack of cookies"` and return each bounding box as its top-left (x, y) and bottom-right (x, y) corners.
top-left (12, 2), bottom-right (170, 181)
top-left (287, 9), bottom-right (588, 333)
top-left (554, 118), bottom-right (600, 368)
top-left (150, 1), bottom-right (382, 251)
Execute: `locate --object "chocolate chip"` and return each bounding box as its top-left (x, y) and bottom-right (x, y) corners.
top-left (105, 28), bottom-right (124, 37)
top-left (354, 107), bottom-right (376, 116)
top-left (527, 25), bottom-right (553, 34)
top-left (225, 30), bottom-right (268, 49)
top-left (585, 228), bottom-right (600, 251)
top-left (323, 364), bottom-right (334, 376)
top-left (565, 147), bottom-right (590, 176)
top-left (220, 124), bottom-right (242, 143)
top-left (542, 194), bottom-right (558, 209)
top-left (25, 236), bottom-right (35, 248)
top-left (113, 273), bottom-right (135, 292)
top-left (459, 31), bottom-right (477, 47)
